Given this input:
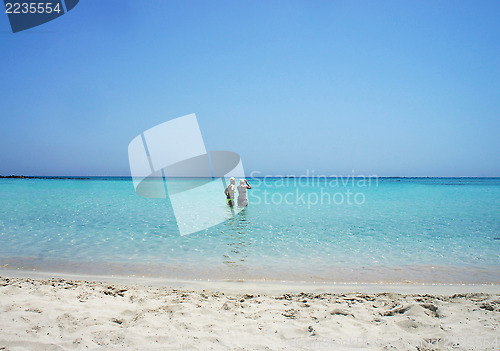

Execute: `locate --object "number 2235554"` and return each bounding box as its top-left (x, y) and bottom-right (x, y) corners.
top-left (5, 2), bottom-right (62, 14)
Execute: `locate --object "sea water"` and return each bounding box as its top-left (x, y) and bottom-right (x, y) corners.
top-left (0, 177), bottom-right (499, 283)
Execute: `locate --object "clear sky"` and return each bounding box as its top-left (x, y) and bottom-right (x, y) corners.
top-left (1, 0), bottom-right (499, 177)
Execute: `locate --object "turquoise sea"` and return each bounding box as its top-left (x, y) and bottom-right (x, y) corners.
top-left (0, 177), bottom-right (499, 284)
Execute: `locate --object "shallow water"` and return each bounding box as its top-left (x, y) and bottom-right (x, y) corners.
top-left (0, 177), bottom-right (499, 283)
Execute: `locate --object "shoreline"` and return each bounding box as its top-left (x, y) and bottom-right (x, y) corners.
top-left (2, 269), bottom-right (500, 295)
top-left (1, 257), bottom-right (500, 287)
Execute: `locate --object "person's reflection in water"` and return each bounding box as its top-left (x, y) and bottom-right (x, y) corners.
top-left (221, 208), bottom-right (251, 270)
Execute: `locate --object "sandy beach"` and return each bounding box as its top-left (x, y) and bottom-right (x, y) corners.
top-left (0, 275), bottom-right (498, 350)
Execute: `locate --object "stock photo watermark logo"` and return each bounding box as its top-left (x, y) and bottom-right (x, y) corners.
top-left (3, 0), bottom-right (79, 33)
top-left (248, 170), bottom-right (378, 208)
top-left (128, 114), bottom-right (245, 236)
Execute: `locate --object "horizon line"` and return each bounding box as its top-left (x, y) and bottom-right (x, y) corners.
top-left (1, 175), bottom-right (500, 179)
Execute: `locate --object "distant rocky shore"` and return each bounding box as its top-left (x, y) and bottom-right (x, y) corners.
top-left (0, 175), bottom-right (90, 179)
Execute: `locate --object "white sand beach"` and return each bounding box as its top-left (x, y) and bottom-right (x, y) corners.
top-left (0, 274), bottom-right (498, 350)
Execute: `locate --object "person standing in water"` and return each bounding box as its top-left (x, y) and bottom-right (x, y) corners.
top-left (224, 177), bottom-right (236, 207)
top-left (237, 179), bottom-right (252, 207)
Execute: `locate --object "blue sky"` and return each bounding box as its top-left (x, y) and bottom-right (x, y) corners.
top-left (1, 0), bottom-right (499, 177)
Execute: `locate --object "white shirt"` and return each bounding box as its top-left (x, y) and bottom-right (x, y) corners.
top-left (237, 185), bottom-right (248, 200)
